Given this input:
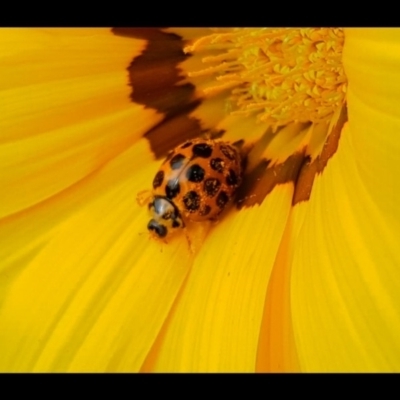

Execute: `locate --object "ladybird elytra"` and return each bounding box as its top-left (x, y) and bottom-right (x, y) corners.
top-left (145, 138), bottom-right (243, 238)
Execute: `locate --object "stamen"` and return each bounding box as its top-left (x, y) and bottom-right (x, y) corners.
top-left (184, 28), bottom-right (346, 131)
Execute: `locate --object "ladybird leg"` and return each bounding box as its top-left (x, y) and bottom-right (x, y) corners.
top-left (182, 226), bottom-right (195, 254)
top-left (136, 189), bottom-right (152, 207)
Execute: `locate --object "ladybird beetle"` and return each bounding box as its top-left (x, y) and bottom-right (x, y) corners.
top-left (146, 138), bottom-right (243, 238)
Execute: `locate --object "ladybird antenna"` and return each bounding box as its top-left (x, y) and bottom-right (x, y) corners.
top-left (136, 189), bottom-right (152, 207)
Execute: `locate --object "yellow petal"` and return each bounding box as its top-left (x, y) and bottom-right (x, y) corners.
top-left (256, 212), bottom-right (300, 372)
top-left (0, 140), bottom-right (198, 372)
top-left (142, 185), bottom-right (293, 372)
top-left (290, 29), bottom-right (400, 371)
top-left (0, 28), bottom-right (155, 218)
top-left (0, 105), bottom-right (160, 277)
top-left (0, 27), bottom-right (162, 296)
top-left (0, 29), bottom-right (185, 371)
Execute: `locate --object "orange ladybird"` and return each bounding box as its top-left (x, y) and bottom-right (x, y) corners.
top-left (146, 138), bottom-right (243, 238)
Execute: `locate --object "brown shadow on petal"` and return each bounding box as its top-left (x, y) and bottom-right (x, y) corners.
top-left (145, 111), bottom-right (206, 159)
top-left (113, 28), bottom-right (194, 117)
top-left (236, 153), bottom-right (307, 209)
top-left (113, 28), bottom-right (205, 159)
top-left (293, 105), bottom-right (348, 205)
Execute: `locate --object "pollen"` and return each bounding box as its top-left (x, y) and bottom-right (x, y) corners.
top-left (184, 28), bottom-right (346, 131)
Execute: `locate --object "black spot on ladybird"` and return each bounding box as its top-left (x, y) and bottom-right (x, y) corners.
top-left (152, 170), bottom-right (164, 189)
top-left (186, 164), bottom-right (205, 183)
top-left (210, 158), bottom-right (224, 173)
top-left (204, 178), bottom-right (221, 197)
top-left (192, 143), bottom-right (213, 158)
top-left (216, 191), bottom-right (229, 209)
top-left (220, 144), bottom-right (236, 161)
top-left (180, 141), bottom-right (192, 149)
top-left (199, 205), bottom-right (211, 216)
top-left (166, 179), bottom-right (180, 199)
top-left (183, 190), bottom-right (201, 212)
top-left (226, 169), bottom-right (238, 186)
top-left (170, 153), bottom-right (186, 170)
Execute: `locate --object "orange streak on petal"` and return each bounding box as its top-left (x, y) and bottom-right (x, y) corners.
top-left (256, 213), bottom-right (301, 372)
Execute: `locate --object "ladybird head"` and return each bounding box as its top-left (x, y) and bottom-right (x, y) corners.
top-left (147, 196), bottom-right (184, 238)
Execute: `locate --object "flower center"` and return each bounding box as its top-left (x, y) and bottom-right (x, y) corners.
top-left (184, 28), bottom-right (346, 131)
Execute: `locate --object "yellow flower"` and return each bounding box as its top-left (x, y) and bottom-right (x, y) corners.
top-left (0, 28), bottom-right (399, 372)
